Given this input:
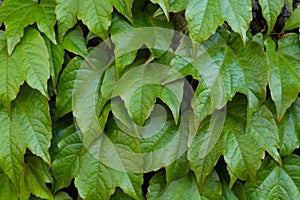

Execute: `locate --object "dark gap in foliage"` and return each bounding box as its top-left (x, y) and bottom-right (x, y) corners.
top-left (60, 179), bottom-right (78, 199)
top-left (250, 0), bottom-right (267, 35)
top-left (142, 169), bottom-right (164, 196)
top-left (293, 147), bottom-right (300, 156)
top-left (273, 3), bottom-right (291, 33)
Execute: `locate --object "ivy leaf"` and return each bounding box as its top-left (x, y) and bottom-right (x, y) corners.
top-left (222, 95), bottom-right (280, 183)
top-left (0, 85), bottom-right (52, 187)
top-left (19, 156), bottom-right (53, 200)
top-left (266, 35), bottom-right (300, 121)
top-left (147, 171), bottom-right (221, 200)
top-left (0, 0), bottom-right (56, 54)
top-left (0, 28), bottom-right (50, 107)
top-left (113, 64), bottom-right (183, 126)
top-left (186, 0), bottom-right (252, 44)
top-left (277, 98), bottom-right (300, 156)
top-left (43, 36), bottom-right (64, 89)
top-left (259, 0), bottom-right (284, 34)
top-left (173, 27), bottom-right (268, 121)
top-left (246, 155), bottom-right (300, 199)
top-left (62, 26), bottom-right (88, 58)
top-left (52, 125), bottom-right (82, 191)
top-left (55, 57), bottom-right (83, 120)
top-left (283, 6), bottom-right (300, 31)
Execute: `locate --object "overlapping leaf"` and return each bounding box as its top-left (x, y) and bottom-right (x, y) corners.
top-left (186, 0), bottom-right (252, 44)
top-left (267, 34), bottom-right (300, 121)
top-left (0, 86), bottom-right (52, 189)
top-left (0, 0), bottom-right (56, 54)
top-left (0, 28), bottom-right (50, 108)
top-left (246, 155), bottom-right (300, 199)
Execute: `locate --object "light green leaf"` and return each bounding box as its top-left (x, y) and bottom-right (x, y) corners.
top-left (111, 188), bottom-right (135, 200)
top-left (62, 26), bottom-right (88, 58)
top-left (55, 57), bottom-right (83, 120)
top-left (54, 191), bottom-right (73, 200)
top-left (0, 28), bottom-right (50, 107)
top-left (165, 153), bottom-right (190, 183)
top-left (246, 155), bottom-right (300, 199)
top-left (278, 98), bottom-right (300, 156)
top-left (19, 156), bottom-right (53, 200)
top-left (259, 0), bottom-right (284, 34)
top-left (111, 0), bottom-right (134, 23)
top-left (0, 85), bottom-right (51, 187)
top-left (0, 0), bottom-right (56, 54)
top-left (52, 125), bottom-right (82, 191)
top-left (55, 0), bottom-right (78, 42)
top-left (266, 35), bottom-right (300, 121)
top-left (151, 0), bottom-right (169, 20)
top-left (186, 0), bottom-right (252, 44)
top-left (283, 6), bottom-right (300, 31)
top-left (147, 171), bottom-right (221, 200)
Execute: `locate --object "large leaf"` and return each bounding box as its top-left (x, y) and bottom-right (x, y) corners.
top-left (0, 28), bottom-right (50, 108)
top-left (266, 34), bottom-right (300, 121)
top-left (0, 85), bottom-right (52, 187)
top-left (186, 0), bottom-right (252, 44)
top-left (147, 171), bottom-right (221, 200)
top-left (259, 0), bottom-right (284, 34)
top-left (0, 0), bottom-right (56, 54)
top-left (246, 154), bottom-right (300, 199)
top-left (52, 125), bottom-right (82, 191)
top-left (172, 26), bottom-right (268, 121)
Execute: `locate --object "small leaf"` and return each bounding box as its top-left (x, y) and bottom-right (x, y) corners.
top-left (62, 26), bottom-right (88, 58)
top-left (283, 6), bottom-right (300, 31)
top-left (259, 0), bottom-right (284, 34)
top-left (266, 35), bottom-right (300, 121)
top-left (151, 0), bottom-right (169, 20)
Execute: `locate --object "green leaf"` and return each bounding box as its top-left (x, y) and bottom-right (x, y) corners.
top-left (111, 188), bottom-right (135, 200)
top-left (54, 192), bottom-right (73, 200)
top-left (19, 156), bottom-right (53, 200)
top-left (62, 26), bottom-right (88, 58)
top-left (0, 169), bottom-right (18, 200)
top-left (283, 6), bottom-right (300, 31)
top-left (0, 28), bottom-right (50, 107)
top-left (173, 27), bottom-right (268, 121)
top-left (0, 0), bottom-right (56, 54)
top-left (165, 153), bottom-right (190, 183)
top-left (44, 36), bottom-right (64, 88)
top-left (186, 0), bottom-right (252, 44)
top-left (259, 0), bottom-right (284, 34)
top-left (113, 64), bottom-right (183, 126)
top-left (266, 35), bottom-right (300, 121)
top-left (52, 125), bottom-right (82, 191)
top-left (111, 0), bottom-right (134, 23)
top-left (222, 95), bottom-right (280, 182)
top-left (75, 150), bottom-right (143, 200)
top-left (55, 57), bottom-right (83, 119)
top-left (0, 85), bottom-right (52, 187)
top-left (147, 171), bottom-right (221, 200)
top-left (151, 0), bottom-right (169, 20)
top-left (278, 98), bottom-right (300, 156)
top-left (246, 155), bottom-right (300, 199)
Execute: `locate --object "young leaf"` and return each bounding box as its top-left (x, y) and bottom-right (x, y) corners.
top-left (186, 0), bottom-right (252, 44)
top-left (259, 0), bottom-right (284, 34)
top-left (246, 155), bottom-right (300, 199)
top-left (0, 0), bottom-right (56, 54)
top-left (283, 6), bottom-right (300, 31)
top-left (266, 35), bottom-right (300, 121)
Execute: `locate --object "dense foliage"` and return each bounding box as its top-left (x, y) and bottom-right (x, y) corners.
top-left (0, 0), bottom-right (300, 199)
